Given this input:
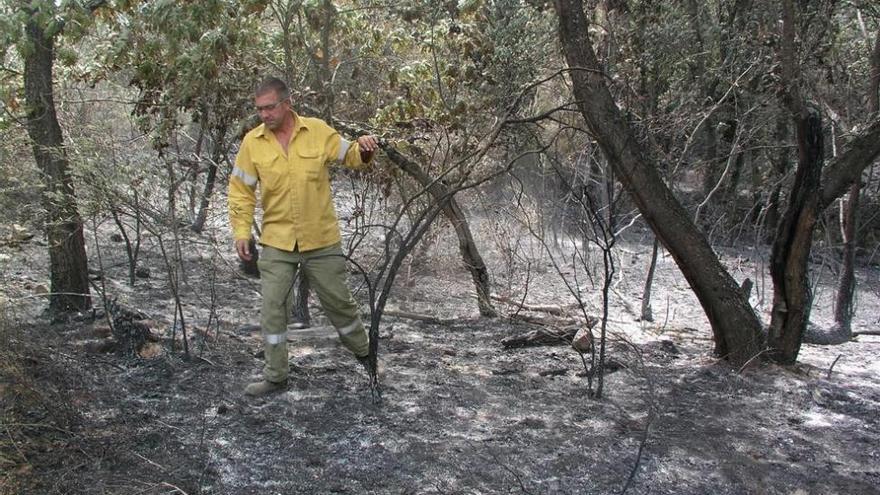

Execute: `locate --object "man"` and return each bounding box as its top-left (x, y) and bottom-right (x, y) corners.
top-left (229, 77), bottom-right (379, 396)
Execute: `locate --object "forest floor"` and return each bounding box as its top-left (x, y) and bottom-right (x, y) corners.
top-left (2, 219), bottom-right (880, 495)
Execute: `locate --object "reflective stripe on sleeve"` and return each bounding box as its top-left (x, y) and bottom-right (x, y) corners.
top-left (337, 138), bottom-right (352, 162)
top-left (264, 331), bottom-right (288, 345)
top-left (232, 166), bottom-right (258, 187)
top-left (336, 319), bottom-right (361, 336)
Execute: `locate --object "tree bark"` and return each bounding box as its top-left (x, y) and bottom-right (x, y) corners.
top-left (23, 14), bottom-right (91, 314)
top-left (832, 181), bottom-right (859, 332)
top-left (318, 0), bottom-right (335, 121)
top-left (871, 31), bottom-right (880, 116)
top-left (767, 107), bottom-right (823, 363)
top-left (555, 0), bottom-right (764, 367)
top-left (640, 237), bottom-right (659, 322)
top-left (291, 275), bottom-right (311, 327)
top-left (191, 159), bottom-right (218, 234)
top-left (270, 0), bottom-right (297, 85)
top-left (832, 31), bottom-right (880, 334)
top-left (762, 0), bottom-right (880, 361)
top-left (819, 114), bottom-right (880, 208)
top-left (384, 147), bottom-right (497, 317)
top-left (723, 150), bottom-right (746, 215)
top-left (766, 0), bottom-right (828, 363)
top-left (191, 125), bottom-right (227, 234)
top-left (764, 116), bottom-right (790, 243)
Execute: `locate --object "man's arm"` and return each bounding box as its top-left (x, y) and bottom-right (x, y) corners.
top-left (328, 129), bottom-right (380, 169)
top-left (229, 139), bottom-right (259, 261)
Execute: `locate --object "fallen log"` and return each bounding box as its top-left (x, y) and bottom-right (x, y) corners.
top-left (507, 313), bottom-right (581, 328)
top-left (501, 326), bottom-right (579, 348)
top-left (854, 330), bottom-right (880, 336)
top-left (382, 309), bottom-right (455, 324)
top-left (491, 294), bottom-right (580, 316)
top-left (502, 313), bottom-right (598, 349)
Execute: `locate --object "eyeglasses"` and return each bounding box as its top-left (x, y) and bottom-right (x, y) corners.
top-left (255, 100), bottom-right (286, 112)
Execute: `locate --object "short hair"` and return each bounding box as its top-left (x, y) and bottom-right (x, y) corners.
top-left (255, 77), bottom-right (290, 100)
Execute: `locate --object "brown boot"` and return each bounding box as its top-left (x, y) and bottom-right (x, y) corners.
top-left (244, 380), bottom-right (287, 397)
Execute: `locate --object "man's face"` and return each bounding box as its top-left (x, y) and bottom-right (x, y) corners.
top-left (255, 90), bottom-right (289, 131)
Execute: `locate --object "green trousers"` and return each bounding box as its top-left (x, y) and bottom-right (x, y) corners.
top-left (258, 243), bottom-right (368, 383)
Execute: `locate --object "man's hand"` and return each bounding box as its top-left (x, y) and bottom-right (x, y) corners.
top-left (357, 135), bottom-right (380, 163)
top-left (357, 135), bottom-right (379, 152)
top-left (235, 238), bottom-right (252, 262)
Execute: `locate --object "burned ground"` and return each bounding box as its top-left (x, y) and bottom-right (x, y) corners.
top-left (2, 229), bottom-right (880, 495)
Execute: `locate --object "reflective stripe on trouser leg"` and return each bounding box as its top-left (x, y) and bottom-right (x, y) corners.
top-left (301, 243), bottom-right (369, 357)
top-left (336, 318), bottom-right (369, 358)
top-left (258, 246), bottom-right (298, 383)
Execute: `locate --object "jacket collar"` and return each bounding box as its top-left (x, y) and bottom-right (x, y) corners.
top-left (254, 111), bottom-right (310, 139)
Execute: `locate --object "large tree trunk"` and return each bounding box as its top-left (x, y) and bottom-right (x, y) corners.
top-left (764, 116), bottom-right (790, 243)
top-left (767, 0), bottom-right (848, 361)
top-left (767, 107), bottom-right (823, 363)
top-left (23, 15), bottom-right (91, 314)
top-left (832, 181), bottom-right (859, 332)
top-left (833, 31), bottom-right (880, 334)
top-left (765, 0), bottom-right (880, 360)
top-left (555, 0), bottom-right (764, 367)
top-left (820, 117), bottom-right (880, 206)
top-left (384, 148), bottom-right (497, 317)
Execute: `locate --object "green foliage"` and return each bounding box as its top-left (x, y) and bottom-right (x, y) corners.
top-left (258, 0), bottom-right (554, 132)
top-left (99, 0), bottom-right (266, 149)
top-left (0, 0), bottom-right (877, 246)
top-left (356, 1), bottom-right (555, 133)
top-left (0, 126), bottom-right (41, 227)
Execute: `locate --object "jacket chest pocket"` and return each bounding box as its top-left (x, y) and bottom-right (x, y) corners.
top-left (252, 150), bottom-right (286, 191)
top-left (296, 146), bottom-right (324, 182)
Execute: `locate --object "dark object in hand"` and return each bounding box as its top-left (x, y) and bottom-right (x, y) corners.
top-left (240, 237), bottom-right (260, 277)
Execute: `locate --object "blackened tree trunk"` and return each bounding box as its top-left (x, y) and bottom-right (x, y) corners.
top-left (23, 14), bottom-right (91, 314)
top-left (819, 117), bottom-right (880, 206)
top-left (871, 32), bottom-right (880, 120)
top-left (764, 116), bottom-right (790, 243)
top-left (191, 159), bottom-right (218, 234)
top-left (832, 181), bottom-right (859, 332)
top-left (640, 237), bottom-right (659, 322)
top-left (767, 0), bottom-right (839, 362)
top-left (191, 124), bottom-right (227, 234)
top-left (833, 32), bottom-right (880, 334)
top-left (767, 107), bottom-right (823, 363)
top-left (291, 275), bottom-right (311, 327)
top-left (723, 150), bottom-right (746, 217)
top-left (555, 0), bottom-right (765, 367)
top-left (766, 0), bottom-right (880, 360)
top-left (384, 147), bottom-right (497, 317)
top-left (318, 0), bottom-right (335, 122)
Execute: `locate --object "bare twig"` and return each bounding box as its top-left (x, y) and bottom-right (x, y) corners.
top-left (159, 482), bottom-right (191, 495)
top-left (736, 347), bottom-right (771, 374)
top-left (466, 439), bottom-right (536, 495)
top-left (826, 354), bottom-right (843, 379)
top-left (134, 452), bottom-right (168, 473)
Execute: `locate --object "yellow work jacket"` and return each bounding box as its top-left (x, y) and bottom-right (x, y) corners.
top-left (228, 113), bottom-right (366, 252)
